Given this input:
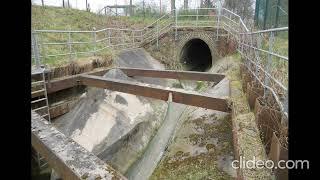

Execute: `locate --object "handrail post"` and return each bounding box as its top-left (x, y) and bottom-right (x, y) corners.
top-left (32, 32), bottom-right (41, 69)
top-left (255, 34), bottom-right (262, 76)
top-left (196, 9), bottom-right (199, 27)
top-left (105, 30), bottom-right (108, 47)
top-left (283, 90), bottom-right (288, 114)
top-left (156, 21), bottom-right (159, 50)
top-left (68, 31), bottom-right (72, 61)
top-left (132, 30), bottom-right (135, 46)
top-left (175, 9), bottom-right (178, 40)
top-left (108, 29), bottom-right (111, 46)
top-left (238, 34), bottom-right (241, 52)
top-left (264, 31), bottom-right (274, 98)
top-left (216, 8), bottom-right (220, 40)
top-left (248, 34), bottom-right (253, 72)
top-left (92, 27), bottom-right (96, 56)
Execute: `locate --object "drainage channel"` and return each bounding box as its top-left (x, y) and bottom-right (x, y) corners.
top-left (126, 101), bottom-right (187, 180)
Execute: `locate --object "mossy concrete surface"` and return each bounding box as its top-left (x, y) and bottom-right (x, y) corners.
top-left (150, 55), bottom-right (241, 180)
top-left (228, 54), bottom-right (273, 180)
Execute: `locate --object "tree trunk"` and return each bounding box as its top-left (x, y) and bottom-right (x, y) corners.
top-left (143, 0), bottom-right (145, 19)
top-left (86, 0), bottom-right (88, 11)
top-left (184, 0), bottom-right (188, 9)
top-left (171, 0), bottom-right (175, 15)
top-left (41, 0), bottom-right (44, 7)
top-left (160, 0), bottom-right (162, 15)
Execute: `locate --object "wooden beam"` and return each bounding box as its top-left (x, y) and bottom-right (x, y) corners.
top-left (79, 74), bottom-right (230, 112)
top-left (32, 68), bottom-right (110, 98)
top-left (31, 111), bottom-right (127, 180)
top-left (119, 68), bottom-right (225, 82)
top-left (32, 68), bottom-right (225, 98)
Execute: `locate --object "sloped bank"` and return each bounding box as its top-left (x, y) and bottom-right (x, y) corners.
top-left (53, 69), bottom-right (168, 174)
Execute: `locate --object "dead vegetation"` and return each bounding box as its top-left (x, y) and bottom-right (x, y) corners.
top-left (47, 55), bottom-right (114, 79)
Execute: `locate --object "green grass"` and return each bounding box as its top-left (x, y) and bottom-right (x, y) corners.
top-left (32, 5), bottom-right (158, 66)
top-left (258, 31), bottom-right (288, 88)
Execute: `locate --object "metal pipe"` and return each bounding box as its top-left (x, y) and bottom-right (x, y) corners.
top-left (68, 31), bottom-right (72, 61)
top-left (239, 42), bottom-right (288, 61)
top-left (175, 9), bottom-right (178, 40)
top-left (240, 27), bottom-right (288, 35)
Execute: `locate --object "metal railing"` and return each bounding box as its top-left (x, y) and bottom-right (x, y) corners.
top-left (238, 27), bottom-right (288, 117)
top-left (31, 7), bottom-right (246, 67)
top-left (31, 27), bottom-right (144, 66)
top-left (31, 7), bottom-right (288, 117)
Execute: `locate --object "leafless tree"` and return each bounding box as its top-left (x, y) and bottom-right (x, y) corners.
top-left (184, 0), bottom-right (188, 9)
top-left (224, 0), bottom-right (254, 20)
top-left (171, 0), bottom-right (175, 14)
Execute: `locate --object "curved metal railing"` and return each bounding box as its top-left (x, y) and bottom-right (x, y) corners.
top-left (31, 7), bottom-right (288, 117)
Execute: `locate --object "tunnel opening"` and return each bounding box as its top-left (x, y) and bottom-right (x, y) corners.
top-left (180, 38), bottom-right (212, 72)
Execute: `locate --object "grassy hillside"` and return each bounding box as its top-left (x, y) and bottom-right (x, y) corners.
top-left (32, 5), bottom-right (158, 67)
top-left (32, 5), bottom-right (157, 30)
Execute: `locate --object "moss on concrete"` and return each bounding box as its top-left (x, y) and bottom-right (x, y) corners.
top-left (150, 107), bottom-right (234, 180)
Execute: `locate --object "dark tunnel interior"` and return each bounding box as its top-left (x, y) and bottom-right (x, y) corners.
top-left (180, 39), bottom-right (212, 72)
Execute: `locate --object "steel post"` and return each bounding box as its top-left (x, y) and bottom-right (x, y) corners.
top-left (175, 9), bottom-right (178, 40)
top-left (264, 31), bottom-right (274, 97)
top-left (92, 27), bottom-right (96, 56)
top-left (32, 32), bottom-right (41, 69)
top-left (68, 31), bottom-right (72, 61)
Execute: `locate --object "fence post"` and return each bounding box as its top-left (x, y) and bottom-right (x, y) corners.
top-left (247, 34), bottom-right (254, 71)
top-left (216, 8), bottom-right (220, 40)
top-left (283, 90), bottom-right (288, 114)
top-left (237, 34), bottom-right (241, 52)
top-left (108, 29), bottom-right (111, 47)
top-left (255, 34), bottom-right (262, 76)
top-left (263, 0), bottom-right (270, 29)
top-left (68, 31), bottom-right (72, 61)
top-left (175, 9), bottom-right (178, 40)
top-left (196, 9), bottom-right (199, 27)
top-left (132, 30), bottom-right (135, 47)
top-left (239, 17), bottom-right (242, 33)
top-left (264, 31), bottom-right (274, 98)
top-left (122, 31), bottom-right (125, 45)
top-left (275, 0), bottom-right (281, 28)
top-left (140, 30), bottom-right (143, 43)
top-left (92, 27), bottom-right (96, 56)
top-left (32, 32), bottom-right (41, 69)
top-left (105, 30), bottom-right (108, 47)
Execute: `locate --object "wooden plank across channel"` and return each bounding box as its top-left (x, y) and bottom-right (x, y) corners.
top-left (31, 111), bottom-right (127, 180)
top-left (119, 68), bottom-right (225, 82)
top-left (79, 74), bottom-right (230, 112)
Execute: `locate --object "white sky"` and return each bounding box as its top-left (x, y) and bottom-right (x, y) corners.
top-left (32, 0), bottom-right (225, 13)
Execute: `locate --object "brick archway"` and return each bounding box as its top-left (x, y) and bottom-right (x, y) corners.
top-left (176, 32), bottom-right (217, 71)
